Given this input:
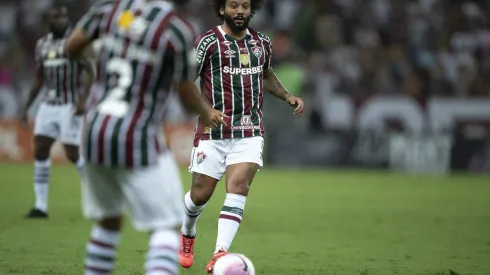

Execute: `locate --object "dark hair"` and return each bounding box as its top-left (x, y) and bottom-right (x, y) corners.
top-left (211, 0), bottom-right (264, 20)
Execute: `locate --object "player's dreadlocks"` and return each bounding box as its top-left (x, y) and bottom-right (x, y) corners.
top-left (211, 0), bottom-right (265, 20)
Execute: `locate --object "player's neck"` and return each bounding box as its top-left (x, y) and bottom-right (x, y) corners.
top-left (221, 23), bottom-right (247, 40)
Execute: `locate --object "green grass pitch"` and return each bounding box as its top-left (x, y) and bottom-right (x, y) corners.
top-left (0, 163), bottom-right (489, 275)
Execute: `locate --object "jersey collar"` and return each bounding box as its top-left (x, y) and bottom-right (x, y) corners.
top-left (217, 25), bottom-right (251, 41)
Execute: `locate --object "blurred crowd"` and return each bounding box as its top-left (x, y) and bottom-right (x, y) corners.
top-left (0, 0), bottom-right (489, 119)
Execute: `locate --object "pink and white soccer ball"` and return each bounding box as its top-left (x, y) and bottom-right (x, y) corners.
top-left (212, 253), bottom-right (255, 275)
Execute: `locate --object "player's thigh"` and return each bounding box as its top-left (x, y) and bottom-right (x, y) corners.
top-left (82, 163), bottom-right (124, 220)
top-left (121, 153), bottom-right (184, 231)
top-left (34, 103), bottom-right (60, 140)
top-left (225, 137), bottom-right (264, 194)
top-left (226, 137), bottom-right (264, 168)
top-left (188, 139), bottom-right (227, 181)
top-left (59, 105), bottom-right (83, 146)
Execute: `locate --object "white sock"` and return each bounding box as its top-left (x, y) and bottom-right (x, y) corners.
top-left (181, 192), bottom-right (206, 237)
top-left (215, 193), bottom-right (247, 253)
top-left (34, 159), bottom-right (51, 212)
top-left (76, 156), bottom-right (85, 176)
top-left (85, 225), bottom-right (121, 275)
top-left (145, 230), bottom-right (179, 275)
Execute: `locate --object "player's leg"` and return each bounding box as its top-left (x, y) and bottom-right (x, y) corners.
top-left (26, 103), bottom-right (59, 218)
top-left (120, 153), bottom-right (184, 275)
top-left (180, 141), bottom-right (226, 268)
top-left (206, 137), bottom-right (263, 273)
top-left (82, 163), bottom-right (124, 275)
top-left (60, 107), bottom-right (85, 175)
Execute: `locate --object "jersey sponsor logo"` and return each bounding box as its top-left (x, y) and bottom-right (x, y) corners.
top-left (44, 58), bottom-right (67, 67)
top-left (248, 39), bottom-right (257, 45)
top-left (222, 41), bottom-right (233, 47)
top-left (224, 49), bottom-right (236, 58)
top-left (231, 115), bottom-right (260, 130)
top-left (223, 65), bottom-right (263, 75)
top-left (196, 35), bottom-right (217, 64)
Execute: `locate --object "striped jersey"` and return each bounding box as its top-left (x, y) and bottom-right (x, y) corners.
top-left (77, 0), bottom-right (196, 168)
top-left (193, 26), bottom-right (272, 146)
top-left (35, 32), bottom-right (84, 104)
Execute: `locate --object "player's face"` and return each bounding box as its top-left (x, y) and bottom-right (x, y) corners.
top-left (48, 7), bottom-right (69, 36)
top-left (221, 0), bottom-right (252, 34)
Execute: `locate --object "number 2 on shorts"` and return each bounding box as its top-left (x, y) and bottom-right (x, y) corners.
top-left (97, 58), bottom-right (133, 117)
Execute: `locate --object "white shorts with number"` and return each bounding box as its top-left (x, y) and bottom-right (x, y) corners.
top-left (188, 136), bottom-right (264, 180)
top-left (82, 152), bottom-right (184, 231)
top-left (34, 102), bottom-right (83, 146)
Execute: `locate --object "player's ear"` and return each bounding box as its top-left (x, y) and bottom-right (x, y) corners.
top-left (220, 6), bottom-right (224, 16)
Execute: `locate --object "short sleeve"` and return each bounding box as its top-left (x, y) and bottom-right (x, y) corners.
top-left (258, 32), bottom-right (272, 70)
top-left (75, 0), bottom-right (115, 40)
top-left (194, 32), bottom-right (216, 76)
top-left (169, 18), bottom-right (198, 82)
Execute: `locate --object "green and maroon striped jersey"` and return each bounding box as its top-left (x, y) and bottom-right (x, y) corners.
top-left (35, 32), bottom-right (84, 104)
top-left (193, 26), bottom-right (272, 146)
top-left (76, 0), bottom-right (197, 168)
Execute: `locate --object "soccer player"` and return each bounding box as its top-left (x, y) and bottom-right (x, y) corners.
top-left (20, 4), bottom-right (94, 218)
top-left (65, 0), bottom-right (226, 274)
top-left (179, 0), bottom-right (305, 272)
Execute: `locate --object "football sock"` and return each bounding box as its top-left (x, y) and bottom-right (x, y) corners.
top-left (215, 193), bottom-right (247, 253)
top-left (76, 156), bottom-right (85, 176)
top-left (34, 159), bottom-right (51, 212)
top-left (145, 230), bottom-right (179, 275)
top-left (182, 191), bottom-right (206, 236)
top-left (85, 225), bottom-right (120, 275)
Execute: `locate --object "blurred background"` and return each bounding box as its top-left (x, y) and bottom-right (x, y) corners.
top-left (0, 0), bottom-right (489, 174)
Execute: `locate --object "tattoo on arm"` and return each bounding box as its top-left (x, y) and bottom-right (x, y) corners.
top-left (263, 69), bottom-right (292, 101)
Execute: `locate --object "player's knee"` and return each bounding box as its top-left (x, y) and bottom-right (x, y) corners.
top-left (34, 146), bottom-right (51, 161)
top-left (226, 181), bottom-right (251, 196)
top-left (190, 173), bottom-right (217, 205)
top-left (65, 152), bottom-right (79, 163)
top-left (98, 217), bottom-right (122, 231)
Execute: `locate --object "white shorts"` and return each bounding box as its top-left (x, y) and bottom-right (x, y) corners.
top-left (188, 136), bottom-right (264, 180)
top-left (82, 152), bottom-right (184, 231)
top-left (34, 102), bottom-right (83, 146)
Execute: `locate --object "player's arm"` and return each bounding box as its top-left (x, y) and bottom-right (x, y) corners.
top-left (170, 25), bottom-right (227, 128)
top-left (263, 68), bottom-right (292, 101)
top-left (65, 1), bottom-right (107, 59)
top-left (75, 47), bottom-right (96, 115)
top-left (19, 42), bottom-right (45, 125)
top-left (260, 33), bottom-right (304, 117)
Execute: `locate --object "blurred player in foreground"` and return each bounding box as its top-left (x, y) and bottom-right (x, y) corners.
top-left (65, 0), bottom-right (225, 274)
top-left (179, 0), bottom-right (305, 272)
top-left (20, 4), bottom-right (94, 219)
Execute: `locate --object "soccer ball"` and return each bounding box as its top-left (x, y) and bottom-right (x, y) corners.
top-left (213, 253), bottom-right (255, 275)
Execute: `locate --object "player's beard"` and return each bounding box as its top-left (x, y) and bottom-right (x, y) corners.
top-left (50, 25), bottom-right (68, 38)
top-left (223, 13), bottom-right (251, 34)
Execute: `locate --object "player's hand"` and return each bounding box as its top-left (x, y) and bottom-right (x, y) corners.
top-left (286, 95), bottom-right (304, 118)
top-left (74, 103), bottom-right (85, 116)
top-left (203, 108), bottom-right (228, 129)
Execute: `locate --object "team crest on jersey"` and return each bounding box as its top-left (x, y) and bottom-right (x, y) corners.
top-left (240, 115), bottom-right (252, 126)
top-left (196, 151), bottom-right (207, 164)
top-left (252, 47), bottom-right (262, 59)
top-left (240, 54), bottom-right (250, 66)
